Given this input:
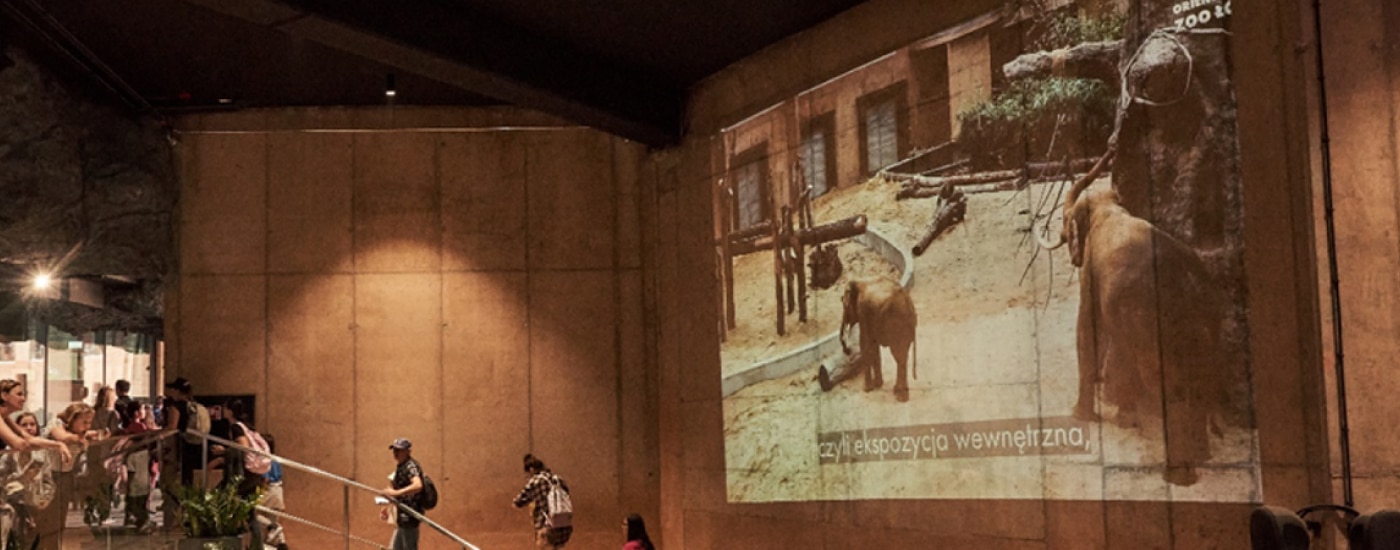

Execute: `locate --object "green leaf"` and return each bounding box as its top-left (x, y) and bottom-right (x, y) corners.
top-left (171, 477), bottom-right (263, 538)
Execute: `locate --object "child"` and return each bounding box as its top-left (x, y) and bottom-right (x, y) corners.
top-left (122, 400), bottom-right (152, 532)
top-left (258, 434), bottom-right (288, 550)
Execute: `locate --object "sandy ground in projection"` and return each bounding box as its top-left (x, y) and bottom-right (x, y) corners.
top-left (720, 177), bottom-right (1261, 503)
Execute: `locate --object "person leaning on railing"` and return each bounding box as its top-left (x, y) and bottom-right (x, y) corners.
top-left (0, 411), bottom-right (56, 550)
top-left (46, 402), bottom-right (98, 457)
top-left (0, 381), bottom-right (71, 464)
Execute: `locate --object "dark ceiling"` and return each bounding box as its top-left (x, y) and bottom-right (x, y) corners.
top-left (1, 0), bottom-right (871, 146)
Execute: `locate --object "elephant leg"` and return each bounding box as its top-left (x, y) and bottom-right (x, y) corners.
top-left (863, 356), bottom-right (883, 392)
top-left (862, 354), bottom-right (881, 391)
top-left (1073, 312), bottom-right (1100, 422)
top-left (859, 330), bottom-right (883, 391)
top-left (1105, 339), bottom-right (1160, 431)
top-left (891, 342), bottom-right (911, 403)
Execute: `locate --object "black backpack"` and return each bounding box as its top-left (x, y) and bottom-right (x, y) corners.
top-left (418, 472), bottom-right (438, 511)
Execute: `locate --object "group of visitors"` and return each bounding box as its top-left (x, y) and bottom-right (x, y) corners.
top-left (0, 371), bottom-right (658, 550)
top-left (159, 377), bottom-right (287, 550)
top-left (0, 378), bottom-right (159, 549)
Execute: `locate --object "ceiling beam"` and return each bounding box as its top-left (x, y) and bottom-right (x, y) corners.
top-left (176, 0), bottom-right (682, 146)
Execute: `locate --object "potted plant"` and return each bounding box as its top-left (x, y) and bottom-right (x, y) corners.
top-left (171, 477), bottom-right (262, 550)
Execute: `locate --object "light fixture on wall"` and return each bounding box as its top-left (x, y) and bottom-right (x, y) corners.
top-left (385, 73), bottom-right (396, 99)
top-left (25, 271), bottom-right (59, 301)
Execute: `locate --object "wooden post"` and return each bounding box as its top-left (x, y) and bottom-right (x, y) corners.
top-left (792, 163), bottom-right (809, 323)
top-left (716, 248), bottom-right (726, 343)
top-left (771, 194), bottom-right (785, 337)
top-left (782, 207), bottom-right (796, 315)
top-left (719, 179), bottom-right (736, 330)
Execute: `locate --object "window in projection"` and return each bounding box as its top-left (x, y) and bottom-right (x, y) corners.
top-left (801, 128), bottom-right (831, 198)
top-left (714, 0), bottom-right (1258, 504)
top-left (733, 148), bottom-right (770, 230)
top-left (863, 99), bottom-right (898, 174)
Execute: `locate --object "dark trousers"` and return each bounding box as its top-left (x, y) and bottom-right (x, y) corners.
top-left (124, 494), bottom-right (149, 527)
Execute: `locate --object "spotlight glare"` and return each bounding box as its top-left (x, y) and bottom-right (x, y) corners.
top-left (33, 274), bottom-right (51, 290)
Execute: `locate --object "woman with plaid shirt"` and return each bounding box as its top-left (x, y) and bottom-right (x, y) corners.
top-left (513, 454), bottom-right (572, 549)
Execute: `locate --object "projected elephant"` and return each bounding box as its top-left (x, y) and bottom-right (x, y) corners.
top-left (1037, 150), bottom-right (1228, 486)
top-left (832, 277), bottom-right (917, 402)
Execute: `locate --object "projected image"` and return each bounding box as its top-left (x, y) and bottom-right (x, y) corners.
top-left (716, 0), bottom-right (1257, 503)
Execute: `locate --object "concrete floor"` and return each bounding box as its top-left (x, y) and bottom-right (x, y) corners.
top-left (49, 489), bottom-right (181, 550)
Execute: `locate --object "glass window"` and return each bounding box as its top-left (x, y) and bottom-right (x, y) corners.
top-left (802, 131), bottom-right (829, 197)
top-left (735, 161), bottom-right (766, 230)
top-left (801, 113), bottom-right (837, 197)
top-left (865, 99), bottom-right (899, 172)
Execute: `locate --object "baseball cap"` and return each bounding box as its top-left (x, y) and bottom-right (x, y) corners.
top-left (389, 438), bottom-right (412, 450)
top-left (164, 377), bottom-right (192, 392)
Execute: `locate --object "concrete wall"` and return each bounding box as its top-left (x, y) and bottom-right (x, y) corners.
top-left (156, 0), bottom-right (1400, 548)
top-left (649, 0), bottom-right (1330, 548)
top-left (946, 31), bottom-right (991, 140)
top-left (1315, 0), bottom-right (1400, 511)
top-left (169, 107), bottom-right (657, 550)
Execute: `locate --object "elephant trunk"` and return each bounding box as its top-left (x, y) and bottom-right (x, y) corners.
top-left (1035, 148), bottom-right (1116, 250)
top-left (839, 320), bottom-right (852, 354)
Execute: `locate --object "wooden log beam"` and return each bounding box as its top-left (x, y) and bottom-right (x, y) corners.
top-left (913, 195), bottom-right (968, 256)
top-left (1002, 40), bottom-right (1123, 87)
top-left (729, 215), bottom-right (867, 256)
top-left (894, 158), bottom-right (1101, 199)
top-left (797, 215), bottom-right (867, 246)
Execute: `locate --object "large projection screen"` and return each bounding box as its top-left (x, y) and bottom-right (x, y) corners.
top-left (715, 0), bottom-right (1257, 503)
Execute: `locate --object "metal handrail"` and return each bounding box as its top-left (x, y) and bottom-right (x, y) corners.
top-left (187, 429), bottom-right (480, 550)
top-left (255, 506), bottom-right (390, 550)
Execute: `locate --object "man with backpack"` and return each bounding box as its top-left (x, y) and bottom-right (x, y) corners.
top-left (513, 454), bottom-right (573, 549)
top-left (163, 377), bottom-right (211, 486)
top-left (381, 438), bottom-right (427, 550)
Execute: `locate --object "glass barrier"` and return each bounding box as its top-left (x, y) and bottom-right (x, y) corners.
top-left (0, 429), bottom-right (179, 550)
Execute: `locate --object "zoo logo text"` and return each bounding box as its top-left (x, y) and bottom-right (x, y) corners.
top-left (1172, 0), bottom-right (1232, 30)
top-left (817, 416), bottom-right (1093, 464)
